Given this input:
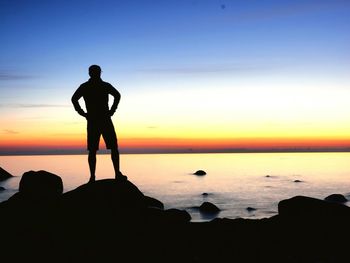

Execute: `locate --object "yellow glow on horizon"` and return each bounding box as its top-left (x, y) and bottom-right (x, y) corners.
top-left (117, 82), bottom-right (350, 139)
top-left (2, 81), bottom-right (350, 152)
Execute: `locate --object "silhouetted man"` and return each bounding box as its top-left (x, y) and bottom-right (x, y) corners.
top-left (71, 65), bottom-right (127, 183)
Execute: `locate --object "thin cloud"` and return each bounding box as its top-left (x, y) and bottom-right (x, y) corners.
top-left (49, 133), bottom-right (84, 136)
top-left (0, 72), bottom-right (35, 81)
top-left (8, 103), bottom-right (69, 108)
top-left (3, 129), bottom-right (19, 135)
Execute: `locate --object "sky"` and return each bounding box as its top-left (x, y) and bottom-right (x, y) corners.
top-left (0, 0), bottom-right (350, 154)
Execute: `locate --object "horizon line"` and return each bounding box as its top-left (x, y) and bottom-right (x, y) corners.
top-left (1, 147), bottom-right (350, 156)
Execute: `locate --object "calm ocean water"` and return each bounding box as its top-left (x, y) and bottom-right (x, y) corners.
top-left (1, 152), bottom-right (350, 222)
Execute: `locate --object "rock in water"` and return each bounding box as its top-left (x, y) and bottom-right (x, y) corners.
top-left (199, 202), bottom-right (220, 214)
top-left (194, 170), bottom-right (206, 176)
top-left (294, 180), bottom-right (303, 183)
top-left (278, 195), bottom-right (350, 218)
top-left (246, 207), bottom-right (256, 212)
top-left (325, 194), bottom-right (348, 204)
top-left (0, 167), bottom-right (13, 181)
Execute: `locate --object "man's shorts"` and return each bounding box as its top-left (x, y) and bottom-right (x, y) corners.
top-left (87, 117), bottom-right (118, 151)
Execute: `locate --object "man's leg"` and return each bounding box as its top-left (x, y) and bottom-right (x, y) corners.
top-left (88, 150), bottom-right (97, 182)
top-left (87, 119), bottom-right (99, 183)
top-left (103, 118), bottom-right (127, 180)
top-left (111, 147), bottom-right (120, 177)
top-left (111, 147), bottom-right (127, 180)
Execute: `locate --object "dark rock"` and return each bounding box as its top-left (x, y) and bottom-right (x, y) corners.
top-left (265, 175), bottom-right (277, 178)
top-left (293, 179), bottom-right (303, 183)
top-left (0, 177), bottom-right (171, 262)
top-left (194, 170), bottom-right (206, 176)
top-left (18, 170), bottom-right (63, 199)
top-left (325, 194), bottom-right (348, 204)
top-left (0, 167), bottom-right (13, 181)
top-left (164, 208), bottom-right (191, 223)
top-left (246, 207), bottom-right (256, 212)
top-left (202, 192), bottom-right (209, 196)
top-left (144, 206), bottom-right (166, 224)
top-left (199, 201), bottom-right (220, 214)
top-left (0, 186), bottom-right (5, 191)
top-left (2, 170), bottom-right (350, 263)
top-left (278, 195), bottom-right (350, 218)
top-left (145, 195), bottom-right (164, 209)
top-left (61, 179), bottom-right (146, 213)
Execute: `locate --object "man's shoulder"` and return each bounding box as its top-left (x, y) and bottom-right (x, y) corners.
top-left (79, 81), bottom-right (90, 88)
top-left (101, 80), bottom-right (114, 88)
top-left (75, 82), bottom-right (88, 93)
top-left (78, 80), bottom-right (115, 90)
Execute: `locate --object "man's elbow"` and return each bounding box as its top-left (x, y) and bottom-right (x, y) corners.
top-left (116, 91), bottom-right (121, 100)
top-left (71, 98), bottom-right (80, 111)
top-left (71, 95), bottom-right (78, 104)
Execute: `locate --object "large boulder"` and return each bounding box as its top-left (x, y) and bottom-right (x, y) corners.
top-left (1, 170), bottom-right (63, 214)
top-left (4, 170), bottom-right (63, 204)
top-left (278, 195), bottom-right (350, 218)
top-left (276, 196), bottom-right (350, 263)
top-left (60, 179), bottom-right (147, 218)
top-left (0, 167), bottom-right (13, 181)
top-left (18, 170), bottom-right (63, 199)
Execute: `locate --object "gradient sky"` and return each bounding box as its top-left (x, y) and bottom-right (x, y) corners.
top-left (1, 0), bottom-right (350, 154)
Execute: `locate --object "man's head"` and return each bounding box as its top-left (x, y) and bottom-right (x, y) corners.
top-left (89, 65), bottom-right (102, 79)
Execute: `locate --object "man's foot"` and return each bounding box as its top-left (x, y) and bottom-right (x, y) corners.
top-left (115, 172), bottom-right (127, 181)
top-left (88, 176), bottom-right (95, 183)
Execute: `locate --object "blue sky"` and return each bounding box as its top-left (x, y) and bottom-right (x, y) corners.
top-left (2, 0), bottom-right (349, 85)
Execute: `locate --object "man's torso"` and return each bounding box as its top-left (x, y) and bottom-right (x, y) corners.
top-left (80, 79), bottom-right (112, 118)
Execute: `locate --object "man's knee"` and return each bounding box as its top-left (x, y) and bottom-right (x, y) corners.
top-left (111, 148), bottom-right (119, 157)
top-left (89, 150), bottom-right (97, 158)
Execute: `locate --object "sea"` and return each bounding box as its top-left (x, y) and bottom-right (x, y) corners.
top-left (1, 152), bottom-right (350, 222)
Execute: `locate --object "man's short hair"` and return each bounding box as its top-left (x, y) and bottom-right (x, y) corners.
top-left (89, 65), bottom-right (102, 76)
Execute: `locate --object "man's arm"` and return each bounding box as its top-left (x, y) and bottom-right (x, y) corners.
top-left (108, 84), bottom-right (121, 116)
top-left (71, 86), bottom-right (87, 118)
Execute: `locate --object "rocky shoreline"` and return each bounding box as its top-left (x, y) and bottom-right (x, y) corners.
top-left (0, 169), bottom-right (349, 262)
